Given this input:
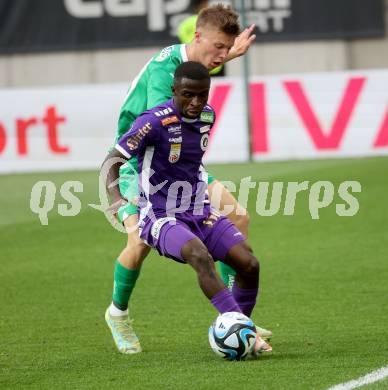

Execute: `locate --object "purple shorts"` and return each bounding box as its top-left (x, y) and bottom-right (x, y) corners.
top-left (140, 211), bottom-right (245, 263)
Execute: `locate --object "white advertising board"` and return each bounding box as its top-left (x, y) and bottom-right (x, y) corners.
top-left (0, 69), bottom-right (387, 173)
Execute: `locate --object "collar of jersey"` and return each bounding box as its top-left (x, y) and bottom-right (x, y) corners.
top-left (181, 116), bottom-right (198, 123)
top-left (180, 44), bottom-right (189, 62)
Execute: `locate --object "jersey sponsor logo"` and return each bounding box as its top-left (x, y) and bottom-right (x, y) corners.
top-left (168, 143), bottom-right (181, 163)
top-left (167, 125), bottom-right (181, 133)
top-left (162, 115), bottom-right (179, 126)
top-left (127, 141), bottom-right (137, 150)
top-left (168, 136), bottom-right (182, 143)
top-left (155, 45), bottom-right (174, 62)
top-left (200, 133), bottom-right (209, 151)
top-left (200, 111), bottom-right (214, 124)
top-left (151, 217), bottom-right (176, 240)
top-left (200, 125), bottom-right (210, 133)
top-left (154, 107), bottom-right (173, 117)
top-left (126, 122), bottom-right (152, 150)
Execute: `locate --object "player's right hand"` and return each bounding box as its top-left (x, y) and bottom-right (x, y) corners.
top-left (228, 24), bottom-right (257, 60)
top-left (106, 198), bottom-right (128, 224)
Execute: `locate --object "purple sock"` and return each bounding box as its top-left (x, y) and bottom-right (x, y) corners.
top-left (232, 286), bottom-right (258, 317)
top-left (211, 288), bottom-right (241, 314)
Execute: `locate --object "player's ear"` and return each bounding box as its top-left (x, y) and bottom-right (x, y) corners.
top-left (194, 31), bottom-right (201, 42)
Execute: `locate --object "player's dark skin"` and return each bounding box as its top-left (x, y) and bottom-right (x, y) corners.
top-left (172, 77), bottom-right (210, 118)
top-left (105, 76), bottom-right (260, 300)
top-left (174, 78), bottom-right (260, 299)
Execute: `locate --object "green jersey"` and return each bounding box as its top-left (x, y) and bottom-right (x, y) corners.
top-left (116, 44), bottom-right (188, 139)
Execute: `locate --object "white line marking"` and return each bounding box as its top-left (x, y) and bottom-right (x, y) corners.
top-left (327, 365), bottom-right (388, 390)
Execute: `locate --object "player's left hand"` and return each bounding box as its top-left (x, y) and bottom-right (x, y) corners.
top-left (227, 24), bottom-right (256, 60)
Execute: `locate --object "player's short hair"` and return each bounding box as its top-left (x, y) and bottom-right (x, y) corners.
top-left (196, 4), bottom-right (240, 36)
top-left (174, 61), bottom-right (210, 85)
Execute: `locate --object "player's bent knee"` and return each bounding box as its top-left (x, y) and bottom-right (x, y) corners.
top-left (125, 239), bottom-right (149, 256)
top-left (182, 241), bottom-right (214, 272)
top-left (241, 253), bottom-right (260, 279)
top-left (126, 231), bottom-right (145, 247)
top-left (185, 246), bottom-right (212, 266)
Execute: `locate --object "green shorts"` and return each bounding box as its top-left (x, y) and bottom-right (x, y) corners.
top-left (117, 157), bottom-right (217, 223)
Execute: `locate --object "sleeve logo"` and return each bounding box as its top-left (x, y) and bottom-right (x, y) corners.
top-left (200, 111), bottom-right (214, 123)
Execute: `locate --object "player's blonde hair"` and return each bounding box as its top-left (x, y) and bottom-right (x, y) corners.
top-left (196, 4), bottom-right (241, 36)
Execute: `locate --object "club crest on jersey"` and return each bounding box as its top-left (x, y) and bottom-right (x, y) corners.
top-left (203, 209), bottom-right (221, 227)
top-left (162, 115), bottom-right (179, 126)
top-left (154, 107), bottom-right (173, 117)
top-left (200, 133), bottom-right (209, 151)
top-left (200, 111), bottom-right (214, 124)
top-left (169, 143), bottom-right (181, 163)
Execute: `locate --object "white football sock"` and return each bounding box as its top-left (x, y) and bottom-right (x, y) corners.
top-left (109, 302), bottom-right (129, 317)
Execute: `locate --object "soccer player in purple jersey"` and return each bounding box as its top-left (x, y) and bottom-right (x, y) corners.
top-left (103, 4), bottom-right (272, 355)
top-left (103, 62), bottom-right (272, 355)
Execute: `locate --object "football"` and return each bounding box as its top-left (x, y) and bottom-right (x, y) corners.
top-left (208, 311), bottom-right (257, 361)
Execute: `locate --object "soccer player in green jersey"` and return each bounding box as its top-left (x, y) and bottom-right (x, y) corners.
top-left (104, 4), bottom-right (272, 354)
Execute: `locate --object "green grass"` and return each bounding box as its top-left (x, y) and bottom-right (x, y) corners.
top-left (1, 157), bottom-right (388, 389)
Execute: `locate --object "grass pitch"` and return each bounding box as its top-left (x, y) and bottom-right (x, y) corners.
top-left (1, 157), bottom-right (388, 389)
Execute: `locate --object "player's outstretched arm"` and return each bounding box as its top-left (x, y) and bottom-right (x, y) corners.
top-left (226, 24), bottom-right (256, 62)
